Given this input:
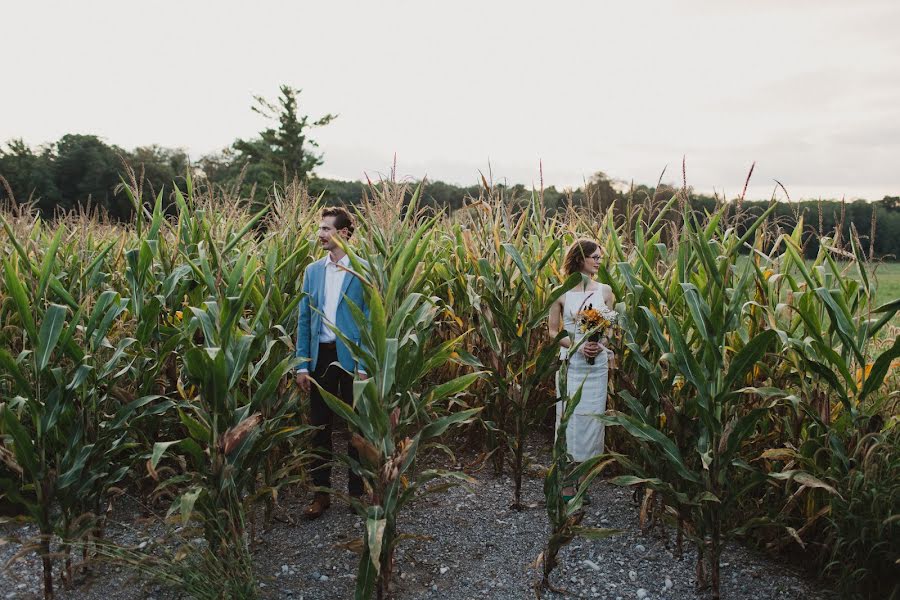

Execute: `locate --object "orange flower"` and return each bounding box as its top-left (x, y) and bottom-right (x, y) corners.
top-left (577, 308), bottom-right (611, 333)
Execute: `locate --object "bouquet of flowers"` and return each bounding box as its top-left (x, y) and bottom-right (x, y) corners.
top-left (576, 303), bottom-right (619, 365)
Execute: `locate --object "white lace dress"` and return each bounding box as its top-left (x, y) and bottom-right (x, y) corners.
top-left (555, 289), bottom-right (609, 461)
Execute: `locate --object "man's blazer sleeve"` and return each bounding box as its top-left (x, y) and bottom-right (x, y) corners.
top-left (296, 265), bottom-right (312, 372)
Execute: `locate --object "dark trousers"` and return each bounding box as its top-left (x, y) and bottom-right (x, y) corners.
top-left (309, 343), bottom-right (363, 496)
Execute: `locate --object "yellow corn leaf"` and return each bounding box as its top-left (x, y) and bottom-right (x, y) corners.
top-left (334, 538), bottom-right (365, 553)
top-left (758, 448), bottom-right (797, 461)
top-left (550, 263), bottom-right (561, 282)
top-left (855, 363), bottom-right (874, 389)
top-left (786, 527), bottom-right (806, 549)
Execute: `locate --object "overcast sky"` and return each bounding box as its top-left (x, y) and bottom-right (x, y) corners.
top-left (4, 0), bottom-right (899, 200)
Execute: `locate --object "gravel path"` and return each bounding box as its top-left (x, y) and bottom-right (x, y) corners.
top-left (1, 443), bottom-right (834, 600)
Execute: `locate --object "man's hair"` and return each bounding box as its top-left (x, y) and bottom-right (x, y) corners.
top-left (322, 206), bottom-right (355, 237)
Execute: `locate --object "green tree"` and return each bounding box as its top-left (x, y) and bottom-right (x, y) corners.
top-left (0, 139), bottom-right (60, 212)
top-left (229, 85), bottom-right (336, 195)
top-left (126, 145), bottom-right (191, 212)
top-left (584, 171), bottom-right (620, 213)
top-left (53, 134), bottom-right (128, 219)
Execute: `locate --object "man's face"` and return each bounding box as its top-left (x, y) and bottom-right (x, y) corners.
top-left (317, 216), bottom-right (348, 251)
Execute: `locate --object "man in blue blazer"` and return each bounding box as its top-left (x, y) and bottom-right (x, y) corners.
top-left (295, 206), bottom-right (369, 519)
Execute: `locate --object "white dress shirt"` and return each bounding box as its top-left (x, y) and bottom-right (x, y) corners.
top-left (319, 253), bottom-right (349, 343)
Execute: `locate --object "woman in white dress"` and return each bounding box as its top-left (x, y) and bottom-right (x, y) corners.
top-left (548, 239), bottom-right (616, 498)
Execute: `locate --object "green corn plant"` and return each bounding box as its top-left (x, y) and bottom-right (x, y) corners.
top-left (748, 227), bottom-right (900, 598)
top-left (815, 423), bottom-right (899, 599)
top-left (355, 180), bottom-right (442, 305)
top-left (756, 415), bottom-right (899, 599)
top-left (149, 219), bottom-right (312, 596)
top-left (595, 199), bottom-right (676, 461)
top-left (602, 204), bottom-right (792, 599)
top-left (0, 221), bottom-right (168, 599)
top-left (537, 333), bottom-right (618, 597)
top-left (87, 534), bottom-right (256, 600)
top-left (317, 233), bottom-right (482, 600)
top-left (231, 183), bottom-right (318, 527)
top-left (3, 170), bottom-right (899, 600)
top-left (767, 226), bottom-right (893, 421)
top-left (470, 229), bottom-right (579, 508)
top-left (443, 188), bottom-right (548, 474)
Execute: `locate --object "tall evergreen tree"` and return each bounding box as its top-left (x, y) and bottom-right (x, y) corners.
top-left (229, 85), bottom-right (336, 194)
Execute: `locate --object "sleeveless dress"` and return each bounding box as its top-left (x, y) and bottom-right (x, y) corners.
top-left (555, 289), bottom-right (609, 462)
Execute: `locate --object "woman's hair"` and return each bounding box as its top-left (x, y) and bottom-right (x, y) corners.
top-left (563, 239), bottom-right (599, 276)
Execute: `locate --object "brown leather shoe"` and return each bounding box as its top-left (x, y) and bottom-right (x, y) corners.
top-left (304, 493), bottom-right (330, 520)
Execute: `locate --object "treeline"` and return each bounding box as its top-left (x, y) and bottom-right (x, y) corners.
top-left (2, 133), bottom-right (898, 260)
top-left (2, 132), bottom-right (898, 260)
top-left (3, 83), bottom-right (897, 258)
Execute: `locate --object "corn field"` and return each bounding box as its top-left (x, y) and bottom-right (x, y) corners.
top-left (0, 173), bottom-right (898, 600)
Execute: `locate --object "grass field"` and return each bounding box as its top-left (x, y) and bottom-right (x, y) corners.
top-left (872, 261), bottom-right (900, 306)
top-left (736, 257), bottom-right (900, 303)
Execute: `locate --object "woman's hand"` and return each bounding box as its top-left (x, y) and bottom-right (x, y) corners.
top-left (606, 349), bottom-right (617, 370)
top-left (580, 341), bottom-right (601, 359)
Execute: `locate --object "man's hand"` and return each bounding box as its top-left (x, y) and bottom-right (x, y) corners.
top-left (580, 342), bottom-right (601, 359)
top-left (295, 371), bottom-right (312, 392)
top-left (357, 372), bottom-right (369, 381)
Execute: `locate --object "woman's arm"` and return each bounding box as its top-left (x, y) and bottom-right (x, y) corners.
top-left (603, 285), bottom-right (616, 310)
top-left (548, 297), bottom-right (571, 349)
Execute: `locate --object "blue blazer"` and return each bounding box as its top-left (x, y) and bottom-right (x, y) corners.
top-left (296, 256), bottom-right (369, 374)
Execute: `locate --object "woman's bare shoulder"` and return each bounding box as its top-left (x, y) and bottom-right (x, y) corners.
top-left (597, 283), bottom-right (615, 303)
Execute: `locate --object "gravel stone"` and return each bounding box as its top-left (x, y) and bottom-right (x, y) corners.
top-left (0, 438), bottom-right (837, 599)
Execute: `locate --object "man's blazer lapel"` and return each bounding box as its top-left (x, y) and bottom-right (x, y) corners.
top-left (338, 263), bottom-right (354, 306)
top-left (314, 259), bottom-right (327, 309)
